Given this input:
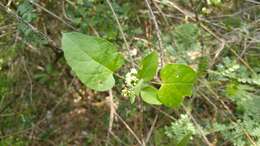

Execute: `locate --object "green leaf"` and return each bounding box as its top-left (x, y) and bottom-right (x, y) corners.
top-left (141, 85), bottom-right (161, 105)
top-left (62, 32), bottom-right (124, 91)
top-left (158, 64), bottom-right (196, 107)
top-left (137, 51), bottom-right (158, 81)
top-left (134, 79), bottom-right (144, 96)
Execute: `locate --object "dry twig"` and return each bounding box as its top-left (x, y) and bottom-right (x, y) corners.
top-left (144, 0), bottom-right (164, 67)
top-left (105, 0), bottom-right (135, 67)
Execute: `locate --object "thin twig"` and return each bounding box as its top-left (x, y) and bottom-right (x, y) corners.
top-left (182, 105), bottom-right (213, 146)
top-left (28, 0), bottom-right (77, 30)
top-left (105, 0), bottom-right (135, 67)
top-left (230, 48), bottom-right (256, 75)
top-left (246, 0), bottom-right (260, 5)
top-left (145, 114), bottom-right (158, 144)
top-left (0, 2), bottom-right (62, 55)
top-left (152, 0), bottom-right (169, 25)
top-left (108, 89), bottom-right (115, 133)
top-left (21, 57), bottom-right (33, 102)
top-left (144, 0), bottom-right (164, 68)
top-left (154, 0), bottom-right (227, 65)
top-left (106, 89), bottom-right (115, 145)
top-left (152, 106), bottom-right (175, 120)
top-left (114, 112), bottom-right (143, 145)
top-left (153, 0), bottom-right (195, 18)
top-left (109, 131), bottom-right (127, 145)
top-left (202, 80), bottom-right (257, 146)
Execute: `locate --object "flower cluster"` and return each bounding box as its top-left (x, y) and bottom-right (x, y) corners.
top-left (122, 68), bottom-right (139, 101)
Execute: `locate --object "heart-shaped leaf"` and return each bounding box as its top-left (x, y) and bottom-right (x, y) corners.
top-left (137, 51), bottom-right (158, 81)
top-left (62, 32), bottom-right (124, 91)
top-left (158, 64), bottom-right (196, 107)
top-left (141, 85), bottom-right (161, 105)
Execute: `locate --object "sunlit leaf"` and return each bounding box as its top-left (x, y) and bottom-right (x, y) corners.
top-left (62, 32), bottom-right (124, 91)
top-left (158, 64), bottom-right (197, 107)
top-left (141, 85), bottom-right (161, 105)
top-left (137, 51), bottom-right (158, 81)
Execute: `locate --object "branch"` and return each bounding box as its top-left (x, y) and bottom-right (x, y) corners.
top-left (105, 0), bottom-right (135, 67)
top-left (144, 0), bottom-right (164, 67)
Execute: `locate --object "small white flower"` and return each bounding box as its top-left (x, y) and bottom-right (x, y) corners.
top-left (187, 51), bottom-right (202, 60)
top-left (122, 87), bottom-right (129, 97)
top-left (121, 68), bottom-right (139, 102)
top-left (125, 68), bottom-right (138, 87)
top-left (130, 49), bottom-right (138, 56)
top-left (46, 111), bottom-right (52, 120)
top-left (130, 68), bottom-right (137, 74)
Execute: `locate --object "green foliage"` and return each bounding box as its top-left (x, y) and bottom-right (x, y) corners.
top-left (226, 83), bottom-right (260, 120)
top-left (207, 0), bottom-right (222, 5)
top-left (0, 137), bottom-right (29, 146)
top-left (209, 57), bottom-right (260, 86)
top-left (176, 133), bottom-right (192, 146)
top-left (173, 23), bottom-right (201, 51)
top-left (17, 0), bottom-right (47, 45)
top-left (0, 74), bottom-right (10, 99)
top-left (62, 32), bottom-right (124, 91)
top-left (122, 68), bottom-right (139, 103)
top-left (0, 47), bottom-right (17, 66)
top-left (223, 17), bottom-right (243, 29)
top-left (62, 32), bottom-right (197, 107)
top-left (136, 51), bottom-right (161, 105)
top-left (65, 0), bottom-right (129, 39)
top-left (158, 64), bottom-right (197, 107)
top-left (212, 119), bottom-right (260, 146)
top-left (165, 23), bottom-right (202, 64)
top-left (207, 81), bottom-right (260, 146)
top-left (197, 56), bottom-right (209, 78)
top-left (153, 127), bottom-right (191, 146)
top-left (137, 51), bottom-right (158, 81)
top-left (0, 47), bottom-right (16, 101)
top-left (204, 55), bottom-right (260, 146)
top-left (153, 128), bottom-right (175, 146)
top-left (165, 114), bottom-right (196, 144)
top-left (17, 1), bottom-right (37, 22)
top-left (124, 61), bottom-right (197, 107)
top-left (34, 64), bottom-right (59, 85)
top-left (2, 1), bottom-right (259, 145)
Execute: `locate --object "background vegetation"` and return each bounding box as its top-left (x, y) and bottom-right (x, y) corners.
top-left (0, 0), bottom-right (260, 146)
